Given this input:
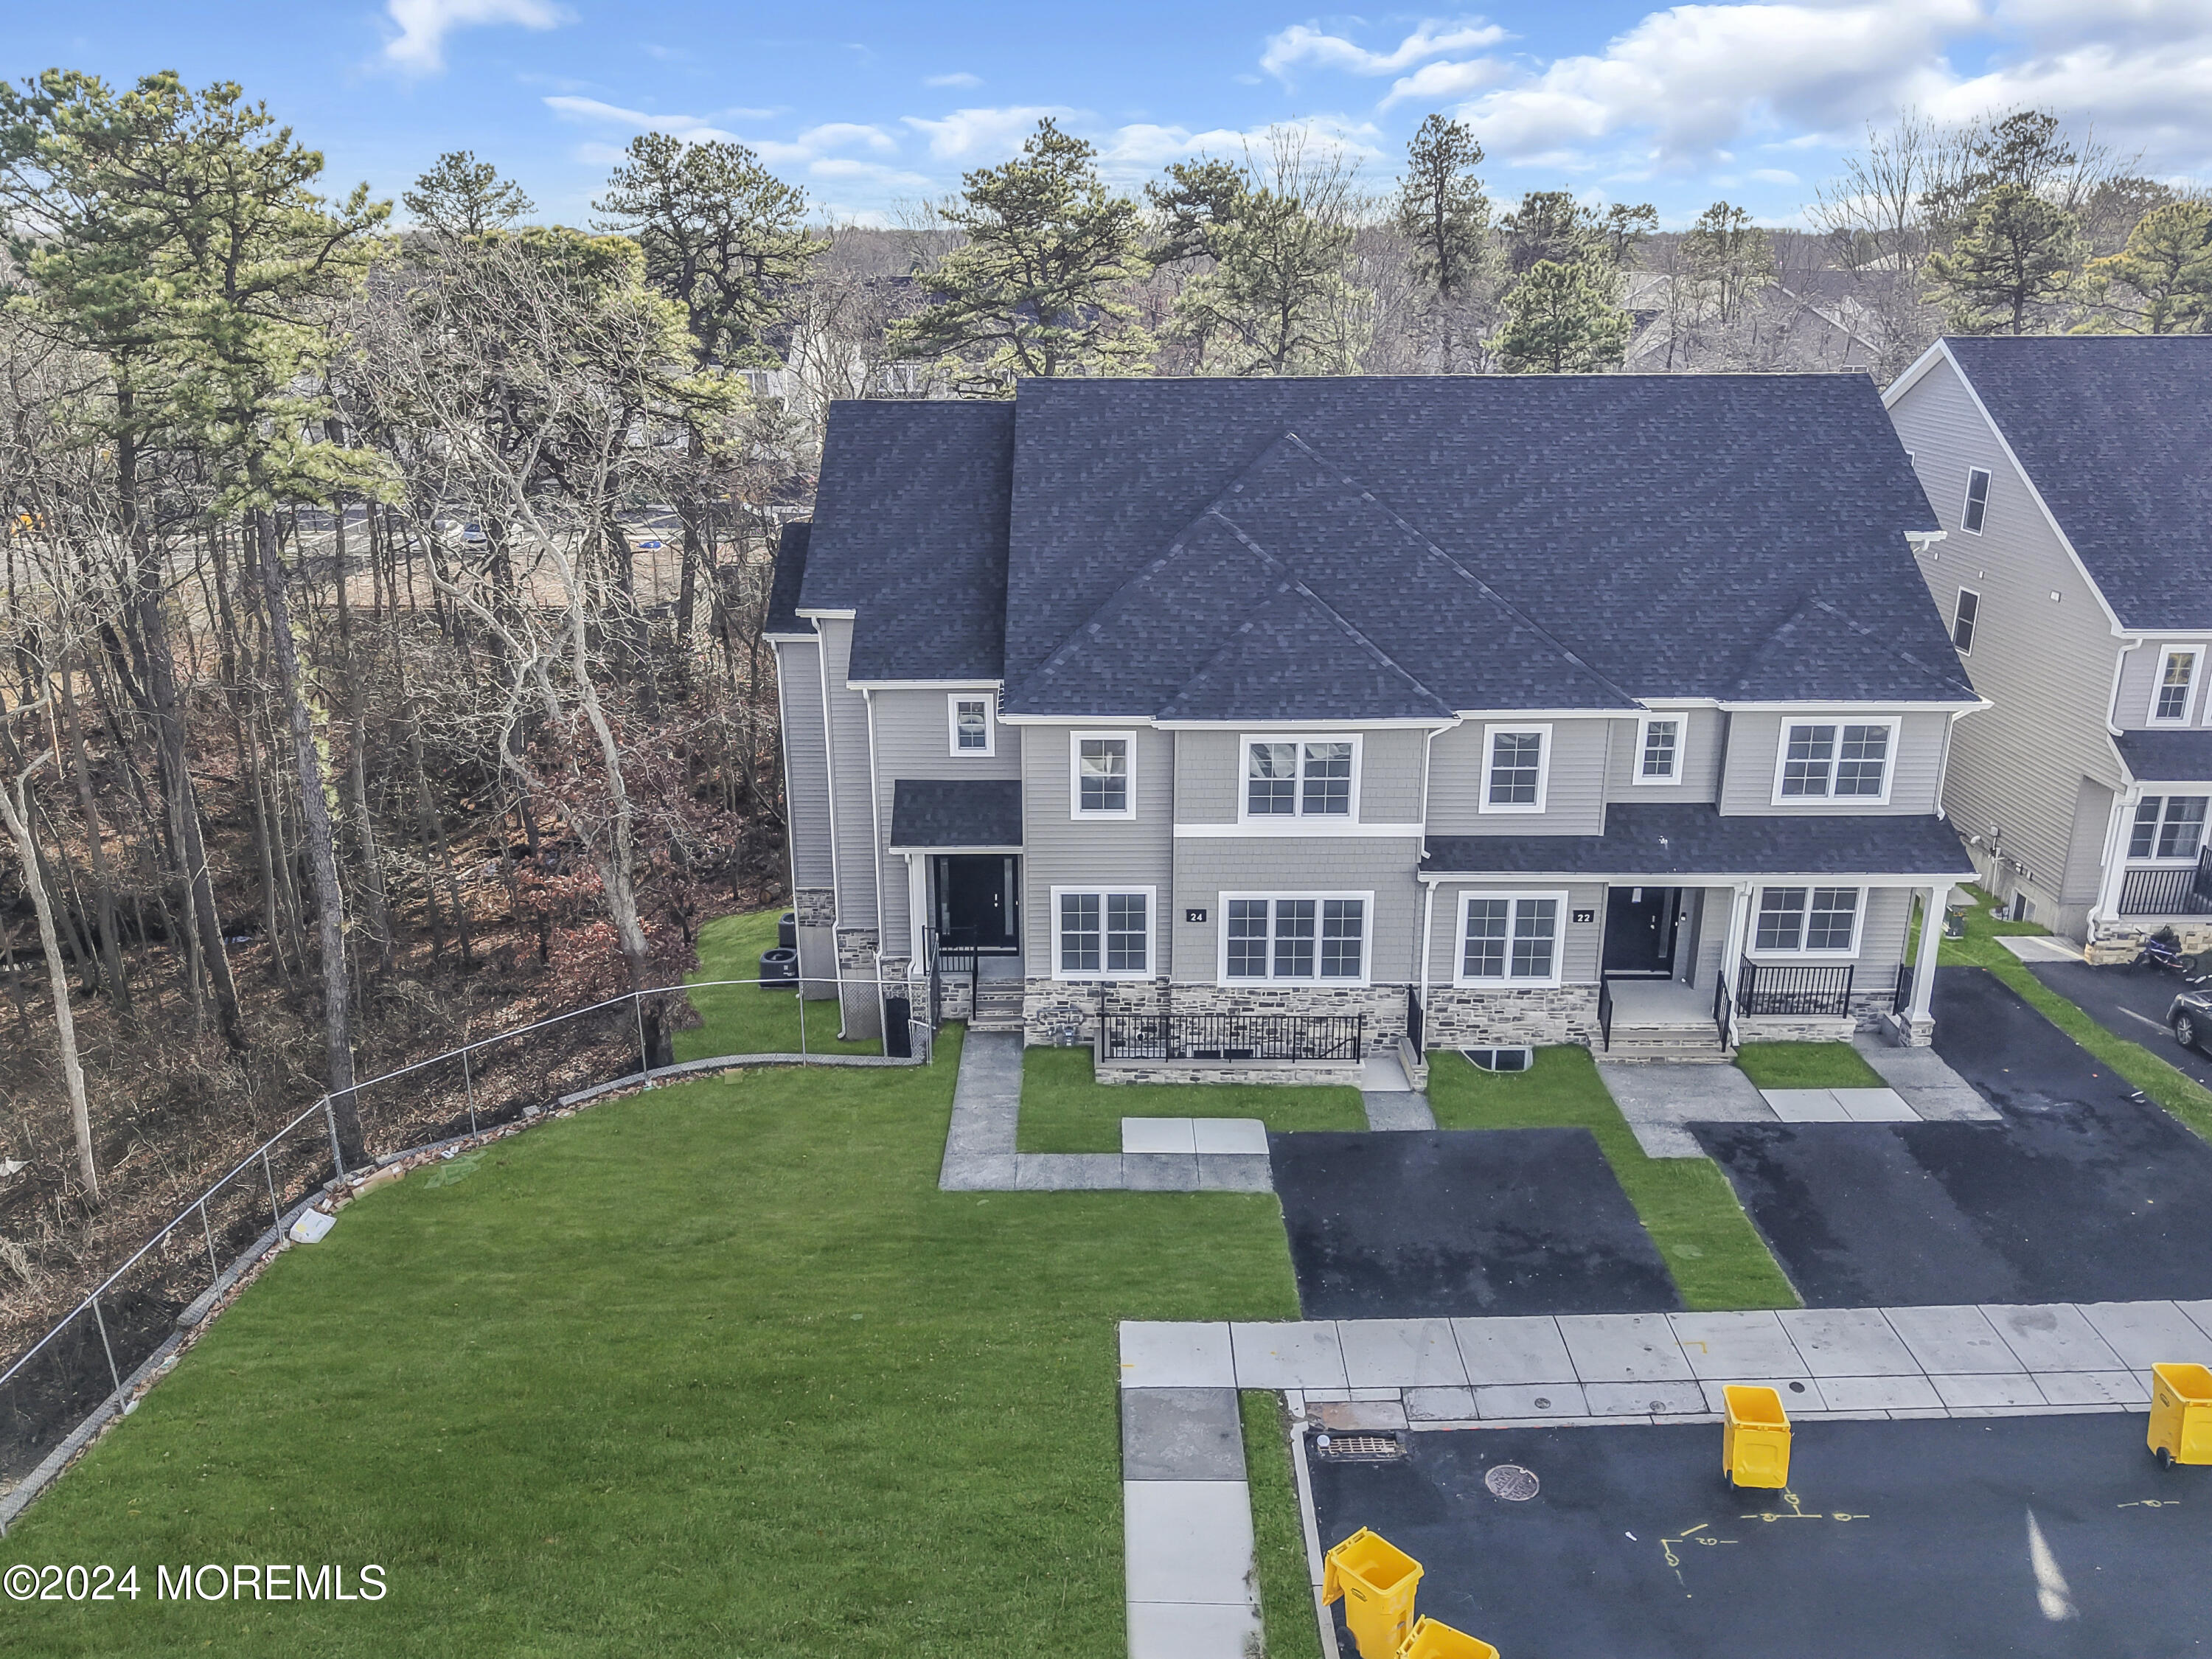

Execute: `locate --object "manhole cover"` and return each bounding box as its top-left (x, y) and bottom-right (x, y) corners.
top-left (1312, 1431), bottom-right (1407, 1461)
top-left (1485, 1464), bottom-right (1540, 1501)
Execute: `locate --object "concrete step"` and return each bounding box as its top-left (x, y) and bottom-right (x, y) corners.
top-left (1601, 1025), bottom-right (1734, 1062)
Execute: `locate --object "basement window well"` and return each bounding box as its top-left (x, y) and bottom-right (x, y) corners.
top-left (1463, 1047), bottom-right (1533, 1073)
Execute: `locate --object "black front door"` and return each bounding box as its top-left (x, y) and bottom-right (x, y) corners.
top-left (933, 855), bottom-right (1020, 951)
top-left (1602, 886), bottom-right (1676, 976)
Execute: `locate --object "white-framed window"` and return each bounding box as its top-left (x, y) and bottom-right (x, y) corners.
top-left (1772, 717), bottom-right (1898, 804)
top-left (1051, 886), bottom-right (1154, 980)
top-left (2129, 796), bottom-right (2209, 861)
top-left (1750, 886), bottom-right (1863, 956)
top-left (947, 693), bottom-right (995, 756)
top-left (1219, 892), bottom-right (1371, 985)
top-left (1480, 724), bottom-right (1551, 814)
top-left (1633, 714), bottom-right (1682, 785)
top-left (1961, 467), bottom-right (1992, 535)
top-left (1455, 891), bottom-right (1566, 987)
top-left (1069, 731), bottom-right (1136, 818)
top-left (1241, 735), bottom-right (1360, 820)
top-left (2151, 647), bottom-right (2200, 725)
top-left (1951, 588), bottom-right (1979, 655)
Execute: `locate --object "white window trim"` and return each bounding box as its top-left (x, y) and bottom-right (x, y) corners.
top-left (1068, 730), bottom-right (1138, 820)
top-left (1048, 884), bottom-right (1156, 981)
top-left (1960, 467), bottom-right (1991, 536)
top-left (1237, 734), bottom-right (1364, 824)
top-left (1631, 713), bottom-right (1684, 786)
top-left (1453, 890), bottom-right (1568, 989)
top-left (2150, 644), bottom-right (2202, 726)
top-left (1769, 715), bottom-right (1901, 807)
top-left (1746, 884), bottom-right (1865, 959)
top-left (1215, 890), bottom-right (1374, 987)
top-left (2128, 796), bottom-right (2211, 863)
top-left (1951, 588), bottom-right (1980, 656)
top-left (1478, 723), bottom-right (1551, 815)
top-left (947, 692), bottom-right (995, 757)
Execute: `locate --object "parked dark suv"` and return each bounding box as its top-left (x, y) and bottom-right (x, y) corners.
top-left (2169, 984), bottom-right (2212, 1051)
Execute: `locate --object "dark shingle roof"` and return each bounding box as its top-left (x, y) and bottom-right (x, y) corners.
top-left (2114, 729), bottom-right (2212, 785)
top-left (765, 521), bottom-right (812, 636)
top-left (1941, 337), bottom-right (2212, 630)
top-left (1422, 804), bottom-right (1972, 878)
top-left (998, 375), bottom-right (1970, 718)
top-left (888, 779), bottom-right (1023, 849)
top-left (800, 400), bottom-right (1014, 681)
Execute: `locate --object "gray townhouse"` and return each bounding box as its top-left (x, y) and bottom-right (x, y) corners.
top-left (767, 375), bottom-right (1978, 1073)
top-left (1884, 336), bottom-right (2212, 946)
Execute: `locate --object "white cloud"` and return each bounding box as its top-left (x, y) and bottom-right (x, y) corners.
top-left (1379, 56), bottom-right (1510, 109)
top-left (1261, 18), bottom-right (1509, 79)
top-left (901, 105), bottom-right (1080, 160)
top-left (382, 0), bottom-right (567, 74)
top-left (1095, 116), bottom-right (1388, 181)
top-left (925, 72), bottom-right (984, 88)
top-left (1750, 166), bottom-right (1801, 182)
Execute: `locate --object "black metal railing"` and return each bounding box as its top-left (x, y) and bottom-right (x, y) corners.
top-left (1598, 978), bottom-right (1614, 1052)
top-left (1713, 973), bottom-right (1731, 1046)
top-left (926, 933), bottom-right (979, 1031)
top-left (1100, 1013), bottom-right (1366, 1064)
top-left (1405, 986), bottom-right (1424, 1054)
top-left (1736, 959), bottom-right (1856, 1017)
top-left (1893, 962), bottom-right (1914, 1016)
top-left (2118, 860), bottom-right (2212, 917)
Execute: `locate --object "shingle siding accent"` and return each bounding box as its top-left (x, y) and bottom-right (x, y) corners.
top-left (1018, 723), bottom-right (1177, 974)
top-left (1171, 835), bottom-right (1421, 984)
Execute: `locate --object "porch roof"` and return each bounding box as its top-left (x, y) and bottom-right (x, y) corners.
top-left (888, 779), bottom-right (1023, 852)
top-left (1421, 804), bottom-right (1973, 882)
top-left (2114, 728), bottom-right (2212, 786)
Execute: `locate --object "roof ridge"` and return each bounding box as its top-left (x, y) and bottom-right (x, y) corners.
top-left (1275, 432), bottom-right (1641, 710)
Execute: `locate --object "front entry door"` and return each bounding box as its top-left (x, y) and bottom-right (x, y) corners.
top-left (1602, 886), bottom-right (1677, 977)
top-left (933, 855), bottom-right (1020, 951)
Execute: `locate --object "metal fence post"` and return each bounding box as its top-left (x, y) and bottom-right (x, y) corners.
top-left (262, 1149), bottom-right (282, 1231)
top-left (322, 1093), bottom-right (347, 1179)
top-left (462, 1042), bottom-right (479, 1134)
top-left (89, 1296), bottom-right (121, 1397)
top-left (798, 975), bottom-right (808, 1056)
top-left (198, 1198), bottom-right (219, 1283)
top-left (635, 991), bottom-right (650, 1085)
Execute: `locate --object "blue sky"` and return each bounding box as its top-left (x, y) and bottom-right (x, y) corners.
top-left (13, 2), bottom-right (2212, 227)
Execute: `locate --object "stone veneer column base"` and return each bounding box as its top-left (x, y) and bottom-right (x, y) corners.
top-left (834, 926), bottom-right (882, 1040)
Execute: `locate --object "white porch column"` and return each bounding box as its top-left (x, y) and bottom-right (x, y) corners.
top-left (906, 854), bottom-right (928, 964)
top-left (1719, 881), bottom-right (1753, 1041)
top-left (1908, 882), bottom-right (1943, 1025)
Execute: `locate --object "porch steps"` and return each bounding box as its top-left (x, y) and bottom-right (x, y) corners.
top-left (969, 983), bottom-right (1026, 1034)
top-left (1601, 1023), bottom-right (1735, 1063)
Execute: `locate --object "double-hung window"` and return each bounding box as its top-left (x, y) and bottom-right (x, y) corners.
top-left (1243, 738), bottom-right (1357, 818)
top-left (1053, 887), bottom-right (1152, 978)
top-left (1456, 893), bottom-right (1564, 986)
top-left (1961, 467), bottom-right (1991, 535)
top-left (1635, 714), bottom-right (1681, 784)
top-left (2129, 796), bottom-right (2209, 860)
top-left (1481, 725), bottom-right (1550, 813)
top-left (1071, 732), bottom-right (1135, 818)
top-left (1753, 886), bottom-right (1861, 955)
top-left (948, 694), bottom-right (994, 754)
top-left (1221, 894), bottom-right (1368, 984)
top-left (2152, 648), bottom-right (2200, 724)
top-left (1775, 719), bottom-right (1895, 803)
top-left (1951, 589), bottom-right (1979, 655)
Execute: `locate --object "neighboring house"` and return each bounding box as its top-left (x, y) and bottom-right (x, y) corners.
top-left (1884, 336), bottom-right (2212, 944)
top-left (768, 375), bottom-right (1978, 1073)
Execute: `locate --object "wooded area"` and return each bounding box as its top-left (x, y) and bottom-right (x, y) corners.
top-left (0, 69), bottom-right (2205, 1344)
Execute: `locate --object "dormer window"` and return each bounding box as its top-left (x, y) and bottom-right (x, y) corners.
top-left (1773, 717), bottom-right (1896, 804)
top-left (1961, 467), bottom-right (1991, 535)
top-left (1071, 732), bottom-right (1135, 818)
top-left (948, 694), bottom-right (994, 755)
top-left (1635, 714), bottom-right (1681, 785)
top-left (1480, 725), bottom-right (1551, 813)
top-left (2152, 647), bottom-right (2199, 724)
top-left (1243, 738), bottom-right (1357, 818)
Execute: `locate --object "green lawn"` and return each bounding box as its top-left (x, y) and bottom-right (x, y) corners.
top-left (1733, 1041), bottom-right (1886, 1090)
top-left (1425, 1048), bottom-right (1798, 1311)
top-left (1017, 1047), bottom-right (1368, 1152)
top-left (1242, 1391), bottom-right (1322, 1659)
top-left (675, 908), bottom-right (879, 1060)
top-left (9, 1022), bottom-right (1299, 1653)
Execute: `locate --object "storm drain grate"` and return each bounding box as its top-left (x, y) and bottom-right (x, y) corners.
top-left (1312, 1430), bottom-right (1407, 1462)
top-left (1484, 1464), bottom-right (1540, 1501)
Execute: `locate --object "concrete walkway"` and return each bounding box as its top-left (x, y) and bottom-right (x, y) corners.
top-left (1848, 1036), bottom-right (2001, 1121)
top-left (938, 1032), bottom-right (1273, 1193)
top-left (1121, 1387), bottom-right (1262, 1658)
top-left (1357, 1051), bottom-right (1436, 1132)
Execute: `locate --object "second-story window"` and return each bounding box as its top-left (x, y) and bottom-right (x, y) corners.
top-left (1952, 589), bottom-right (1979, 654)
top-left (1636, 716), bottom-right (1680, 783)
top-left (1961, 467), bottom-right (1992, 535)
top-left (949, 695), bottom-right (993, 754)
top-left (1777, 720), bottom-right (1894, 801)
top-left (1482, 726), bottom-right (1551, 813)
top-left (2154, 648), bottom-right (2199, 723)
top-left (1072, 733), bottom-right (1134, 817)
top-left (1245, 739), bottom-right (1356, 818)
top-left (2130, 796), bottom-right (2208, 860)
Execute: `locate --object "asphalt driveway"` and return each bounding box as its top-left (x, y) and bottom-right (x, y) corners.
top-left (1270, 1128), bottom-right (1680, 1319)
top-left (2025, 957), bottom-right (2212, 1088)
top-left (1696, 968), bottom-right (2212, 1307)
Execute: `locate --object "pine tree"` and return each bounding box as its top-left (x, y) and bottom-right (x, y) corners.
top-left (404, 150), bottom-right (534, 236)
top-left (1684, 201), bottom-right (1776, 324)
top-left (1490, 257), bottom-right (1632, 373)
top-left (2084, 201), bottom-right (2212, 334)
top-left (1925, 184), bottom-right (2086, 334)
top-left (1395, 114), bottom-right (1489, 302)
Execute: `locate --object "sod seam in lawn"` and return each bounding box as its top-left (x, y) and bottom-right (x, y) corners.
top-left (1242, 1391), bottom-right (1323, 1659)
top-left (1017, 1046), bottom-right (1367, 1152)
top-left (1425, 1048), bottom-right (1799, 1311)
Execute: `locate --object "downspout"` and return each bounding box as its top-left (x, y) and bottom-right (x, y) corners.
top-left (863, 685), bottom-right (889, 1043)
top-left (813, 633), bottom-right (846, 1031)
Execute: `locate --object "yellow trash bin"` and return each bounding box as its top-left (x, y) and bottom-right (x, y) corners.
top-left (2149, 1362), bottom-right (2212, 1467)
top-left (1722, 1384), bottom-right (1792, 1490)
top-left (1397, 1615), bottom-right (1500, 1658)
top-left (1323, 1527), bottom-right (1424, 1659)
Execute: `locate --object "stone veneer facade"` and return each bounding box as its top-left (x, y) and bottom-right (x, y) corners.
top-left (1020, 978), bottom-right (1411, 1049)
top-left (1420, 984), bottom-right (1601, 1049)
top-left (793, 887), bottom-right (837, 928)
top-left (833, 925), bottom-right (881, 1040)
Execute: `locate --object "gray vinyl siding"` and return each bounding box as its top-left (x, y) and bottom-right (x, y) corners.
top-left (2114, 638), bottom-right (2212, 731)
top-left (2065, 780), bottom-right (2117, 902)
top-left (816, 619), bottom-right (879, 930)
top-left (1173, 838), bottom-right (1422, 983)
top-left (1426, 717), bottom-right (1609, 834)
top-left (1886, 353), bottom-right (2125, 912)
top-left (1603, 709), bottom-right (1725, 802)
top-left (1020, 723), bottom-right (1175, 973)
top-left (774, 637), bottom-right (834, 889)
top-left (1172, 728), bottom-right (1427, 824)
top-left (1691, 887), bottom-right (1731, 989)
top-left (1719, 709), bottom-right (1950, 816)
top-left (1424, 881), bottom-right (1607, 986)
top-left (867, 687), bottom-right (1023, 956)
